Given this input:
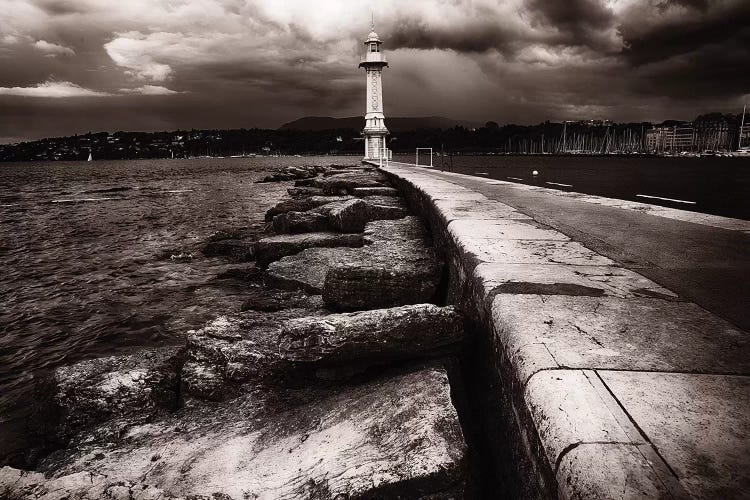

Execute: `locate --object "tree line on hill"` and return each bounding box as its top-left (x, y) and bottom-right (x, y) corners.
top-left (0, 112), bottom-right (744, 162)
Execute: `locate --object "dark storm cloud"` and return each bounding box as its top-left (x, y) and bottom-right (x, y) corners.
top-left (0, 0), bottom-right (748, 142)
top-left (389, 17), bottom-right (520, 54)
top-left (620, 0), bottom-right (750, 65)
top-left (526, 0), bottom-right (616, 51)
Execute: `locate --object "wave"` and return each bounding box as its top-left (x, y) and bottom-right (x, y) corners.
top-left (83, 186), bottom-right (134, 194)
top-left (50, 197), bottom-right (117, 204)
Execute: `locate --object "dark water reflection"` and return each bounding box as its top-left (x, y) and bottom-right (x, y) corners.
top-left (0, 156), bottom-right (357, 461)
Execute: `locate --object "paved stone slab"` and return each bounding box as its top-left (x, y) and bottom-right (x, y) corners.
top-left (492, 295), bottom-right (750, 378)
top-left (556, 443), bottom-right (673, 499)
top-left (449, 219), bottom-right (570, 241)
top-left (476, 263), bottom-right (678, 299)
top-left (525, 370), bottom-right (641, 470)
top-left (432, 198), bottom-right (531, 222)
top-left (601, 371), bottom-right (750, 499)
top-left (455, 239), bottom-right (615, 267)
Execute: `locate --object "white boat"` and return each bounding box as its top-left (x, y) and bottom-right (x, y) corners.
top-left (87, 150), bottom-right (92, 161)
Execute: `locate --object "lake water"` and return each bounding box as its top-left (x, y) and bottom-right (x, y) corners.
top-left (0, 156), bottom-right (358, 463)
top-left (402, 154), bottom-right (750, 219)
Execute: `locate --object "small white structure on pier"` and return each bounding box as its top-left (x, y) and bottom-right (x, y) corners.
top-left (359, 21), bottom-right (389, 161)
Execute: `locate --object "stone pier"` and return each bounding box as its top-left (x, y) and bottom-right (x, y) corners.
top-left (372, 160), bottom-right (750, 499)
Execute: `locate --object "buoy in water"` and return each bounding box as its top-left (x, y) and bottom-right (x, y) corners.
top-left (532, 170), bottom-right (539, 176)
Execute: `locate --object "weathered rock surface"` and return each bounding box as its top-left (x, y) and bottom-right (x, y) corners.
top-left (241, 287), bottom-right (325, 313)
top-left (364, 216), bottom-right (429, 244)
top-left (286, 186), bottom-right (323, 198)
top-left (265, 195), bottom-right (353, 221)
top-left (313, 171), bottom-right (390, 194)
top-left (323, 241), bottom-right (443, 311)
top-left (271, 210), bottom-right (329, 233)
top-left (202, 238), bottom-right (254, 261)
top-left (35, 347), bottom-right (183, 444)
top-left (363, 194), bottom-right (408, 208)
top-left (265, 240), bottom-right (442, 309)
top-left (254, 231), bottom-right (363, 267)
top-left (352, 186), bottom-right (400, 197)
top-left (256, 165), bottom-right (326, 183)
top-left (265, 247), bottom-right (360, 293)
top-left (279, 304), bottom-right (464, 367)
top-left (12, 367), bottom-right (466, 500)
top-left (313, 198), bottom-right (408, 232)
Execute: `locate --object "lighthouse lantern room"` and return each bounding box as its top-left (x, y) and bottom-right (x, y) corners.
top-left (359, 22), bottom-right (388, 161)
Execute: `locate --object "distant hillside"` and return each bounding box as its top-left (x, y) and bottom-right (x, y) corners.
top-left (279, 116), bottom-right (480, 132)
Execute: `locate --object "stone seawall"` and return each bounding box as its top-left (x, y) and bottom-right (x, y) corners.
top-left (375, 161), bottom-right (750, 499)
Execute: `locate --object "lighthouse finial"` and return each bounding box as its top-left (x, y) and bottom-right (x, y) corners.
top-left (371, 12), bottom-right (375, 30)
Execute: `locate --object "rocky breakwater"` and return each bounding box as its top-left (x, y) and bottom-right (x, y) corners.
top-left (1, 164), bottom-right (471, 500)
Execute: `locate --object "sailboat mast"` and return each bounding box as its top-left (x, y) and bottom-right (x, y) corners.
top-left (739, 105), bottom-right (746, 150)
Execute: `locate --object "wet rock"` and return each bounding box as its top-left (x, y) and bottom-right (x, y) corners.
top-left (254, 232), bottom-right (363, 267)
top-left (22, 367), bottom-right (466, 500)
top-left (181, 360), bottom-right (229, 402)
top-left (265, 240), bottom-right (441, 303)
top-left (240, 287), bottom-right (325, 313)
top-left (183, 314), bottom-right (292, 390)
top-left (279, 304), bottom-right (464, 368)
top-left (363, 194), bottom-right (408, 208)
top-left (35, 347), bottom-right (183, 444)
top-left (313, 171), bottom-right (390, 195)
top-left (256, 165), bottom-right (326, 183)
top-left (0, 466), bottom-right (184, 500)
top-left (202, 239), bottom-right (254, 261)
top-left (352, 186), bottom-right (400, 197)
top-left (287, 186), bottom-right (324, 198)
top-left (271, 210), bottom-right (329, 233)
top-left (364, 216), bottom-right (429, 244)
top-left (313, 198), bottom-right (408, 233)
top-left (265, 195), bottom-right (353, 221)
top-left (323, 241), bottom-right (443, 311)
top-left (265, 247), bottom-right (360, 293)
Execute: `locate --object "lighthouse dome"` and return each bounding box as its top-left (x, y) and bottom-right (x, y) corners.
top-left (366, 30), bottom-right (381, 43)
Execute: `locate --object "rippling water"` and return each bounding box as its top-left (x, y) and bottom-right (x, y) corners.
top-left (0, 156), bottom-right (358, 462)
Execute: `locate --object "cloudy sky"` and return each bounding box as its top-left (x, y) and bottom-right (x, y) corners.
top-left (1, 0), bottom-right (748, 142)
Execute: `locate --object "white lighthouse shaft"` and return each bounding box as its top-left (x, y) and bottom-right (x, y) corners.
top-left (359, 27), bottom-right (388, 161)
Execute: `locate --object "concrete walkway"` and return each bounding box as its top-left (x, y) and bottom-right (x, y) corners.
top-left (376, 161), bottom-right (750, 499)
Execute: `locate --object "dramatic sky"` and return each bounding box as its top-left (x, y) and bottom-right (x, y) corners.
top-left (1, 0), bottom-right (749, 142)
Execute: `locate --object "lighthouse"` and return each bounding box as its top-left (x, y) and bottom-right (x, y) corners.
top-left (359, 22), bottom-right (388, 161)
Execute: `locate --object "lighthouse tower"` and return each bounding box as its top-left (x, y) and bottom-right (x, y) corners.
top-left (359, 22), bottom-right (388, 161)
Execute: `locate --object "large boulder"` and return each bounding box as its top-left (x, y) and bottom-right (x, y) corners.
top-left (313, 171), bottom-right (390, 195)
top-left (313, 198), bottom-right (408, 233)
top-left (352, 186), bottom-right (400, 197)
top-left (363, 216), bottom-right (429, 244)
top-left (256, 165), bottom-right (327, 183)
top-left (287, 186), bottom-right (324, 198)
top-left (271, 210), bottom-right (329, 233)
top-left (22, 367), bottom-right (466, 500)
top-left (323, 241), bottom-right (443, 311)
top-left (34, 347), bottom-right (183, 444)
top-left (265, 195), bottom-right (353, 221)
top-left (279, 304), bottom-right (465, 368)
top-left (265, 247), bottom-right (361, 293)
top-left (265, 240), bottom-right (442, 307)
top-left (254, 232), bottom-right (363, 267)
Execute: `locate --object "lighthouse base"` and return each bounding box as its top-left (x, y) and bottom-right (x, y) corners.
top-left (364, 132), bottom-right (388, 161)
